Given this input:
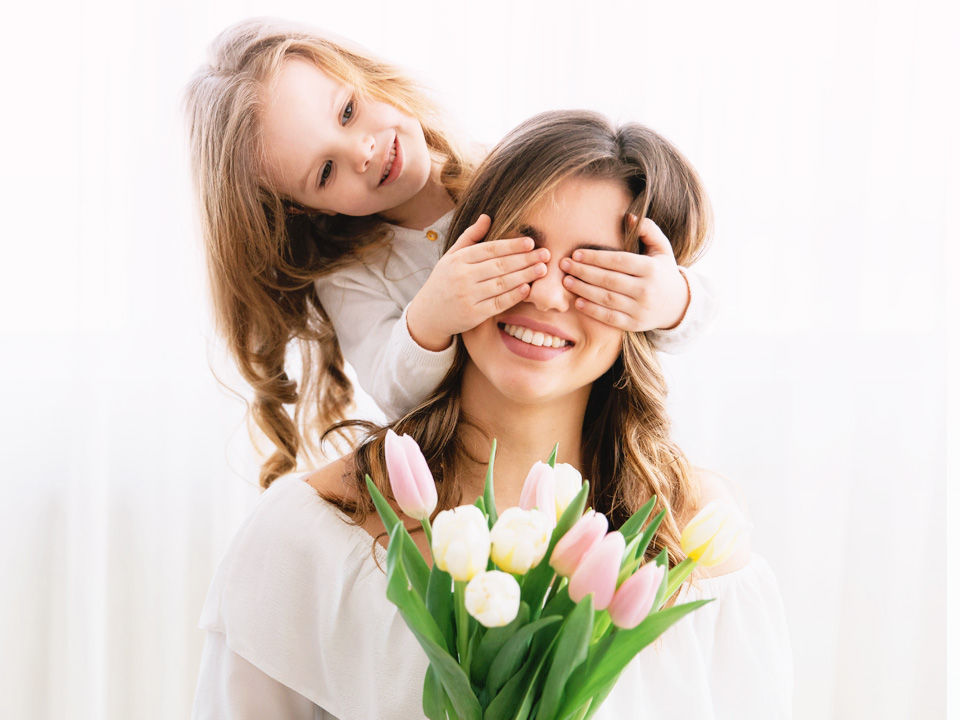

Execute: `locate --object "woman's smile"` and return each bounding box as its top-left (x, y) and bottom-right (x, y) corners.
top-left (462, 176), bottom-right (631, 406)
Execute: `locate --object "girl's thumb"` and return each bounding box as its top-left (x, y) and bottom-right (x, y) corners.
top-left (450, 214), bottom-right (492, 249)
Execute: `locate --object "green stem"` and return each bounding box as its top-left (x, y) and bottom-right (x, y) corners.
top-left (421, 517), bottom-right (433, 547)
top-left (454, 580), bottom-right (471, 673)
top-left (665, 557), bottom-right (697, 598)
top-left (544, 574), bottom-right (566, 608)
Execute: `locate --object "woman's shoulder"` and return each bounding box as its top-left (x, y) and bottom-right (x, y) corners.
top-left (685, 467), bottom-right (753, 579)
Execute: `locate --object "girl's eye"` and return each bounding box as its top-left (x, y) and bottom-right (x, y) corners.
top-left (318, 161), bottom-right (333, 188)
top-left (341, 99), bottom-right (355, 125)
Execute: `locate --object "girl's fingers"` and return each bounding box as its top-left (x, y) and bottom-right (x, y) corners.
top-left (448, 214), bottom-right (492, 251)
top-left (471, 248), bottom-right (549, 280)
top-left (564, 249), bottom-right (651, 277)
top-left (571, 297), bottom-right (634, 330)
top-left (560, 257), bottom-right (642, 297)
top-left (462, 235), bottom-right (539, 263)
top-left (561, 275), bottom-right (634, 313)
top-left (476, 262), bottom-right (547, 298)
top-left (634, 217), bottom-right (675, 258)
top-left (473, 282), bottom-right (532, 317)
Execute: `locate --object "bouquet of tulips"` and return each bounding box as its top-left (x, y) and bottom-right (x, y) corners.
top-left (366, 431), bottom-right (748, 720)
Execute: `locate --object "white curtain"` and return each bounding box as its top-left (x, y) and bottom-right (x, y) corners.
top-left (0, 1), bottom-right (953, 718)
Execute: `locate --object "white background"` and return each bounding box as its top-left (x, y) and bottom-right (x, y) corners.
top-left (0, 1), bottom-right (955, 718)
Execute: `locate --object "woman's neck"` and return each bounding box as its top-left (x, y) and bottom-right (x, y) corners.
top-left (379, 160), bottom-right (455, 230)
top-left (457, 365), bottom-right (591, 511)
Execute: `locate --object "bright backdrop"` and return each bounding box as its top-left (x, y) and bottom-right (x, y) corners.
top-left (0, 1), bottom-right (955, 719)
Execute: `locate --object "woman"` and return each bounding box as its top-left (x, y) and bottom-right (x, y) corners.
top-left (192, 111), bottom-right (791, 719)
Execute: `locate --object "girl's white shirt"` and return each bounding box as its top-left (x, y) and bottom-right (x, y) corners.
top-left (192, 475), bottom-right (793, 720)
top-left (313, 212), bottom-right (718, 421)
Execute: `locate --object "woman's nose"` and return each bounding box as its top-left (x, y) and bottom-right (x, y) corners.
top-left (527, 261), bottom-right (572, 312)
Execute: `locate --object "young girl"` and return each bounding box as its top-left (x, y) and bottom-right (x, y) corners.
top-left (192, 110), bottom-right (791, 720)
top-left (184, 18), bottom-right (716, 489)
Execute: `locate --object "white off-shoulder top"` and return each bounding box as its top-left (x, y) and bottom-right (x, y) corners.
top-left (192, 475), bottom-right (793, 720)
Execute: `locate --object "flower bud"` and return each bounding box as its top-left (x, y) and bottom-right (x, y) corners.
top-left (680, 500), bottom-right (750, 567)
top-left (431, 505), bottom-right (490, 582)
top-left (553, 463), bottom-right (583, 519)
top-left (490, 507), bottom-right (552, 575)
top-left (464, 570), bottom-right (521, 627)
top-left (607, 562), bottom-right (665, 629)
top-left (519, 461), bottom-right (557, 526)
top-left (549, 510), bottom-right (608, 578)
top-left (384, 429), bottom-right (437, 521)
top-left (568, 530), bottom-right (626, 610)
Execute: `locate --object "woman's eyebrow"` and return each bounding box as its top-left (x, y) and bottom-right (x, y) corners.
top-left (574, 243), bottom-right (619, 252)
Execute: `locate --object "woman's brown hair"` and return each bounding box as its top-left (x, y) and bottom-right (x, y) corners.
top-left (183, 18), bottom-right (476, 488)
top-left (337, 110), bottom-right (713, 568)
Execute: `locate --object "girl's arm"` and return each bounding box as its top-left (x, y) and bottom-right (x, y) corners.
top-left (315, 216), bottom-right (545, 420)
top-left (559, 218), bottom-right (717, 351)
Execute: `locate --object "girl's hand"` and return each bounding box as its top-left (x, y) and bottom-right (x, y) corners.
top-left (406, 215), bottom-right (550, 351)
top-left (559, 217), bottom-right (689, 332)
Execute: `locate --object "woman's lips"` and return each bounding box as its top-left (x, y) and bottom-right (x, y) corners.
top-left (379, 136), bottom-right (403, 187)
top-left (498, 323), bottom-right (573, 361)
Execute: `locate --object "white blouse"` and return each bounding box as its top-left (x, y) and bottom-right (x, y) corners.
top-left (192, 476), bottom-right (792, 720)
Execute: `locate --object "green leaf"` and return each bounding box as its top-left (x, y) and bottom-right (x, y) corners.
top-left (535, 596), bottom-right (594, 720)
top-left (386, 526), bottom-right (482, 720)
top-left (484, 439), bottom-right (499, 529)
top-left (547, 443), bottom-right (559, 468)
top-left (487, 616), bottom-right (562, 696)
top-left (616, 510), bottom-right (666, 587)
top-left (521, 481), bottom-right (590, 618)
top-left (473, 603), bottom-right (531, 686)
top-left (618, 495), bottom-right (657, 541)
top-left (650, 548), bottom-right (670, 612)
top-left (366, 475), bottom-right (430, 600)
top-left (423, 665), bottom-right (448, 720)
top-left (427, 565), bottom-right (455, 654)
top-left (559, 600), bottom-right (713, 714)
top-left (484, 646), bottom-right (552, 720)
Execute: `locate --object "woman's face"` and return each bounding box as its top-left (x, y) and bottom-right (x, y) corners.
top-left (462, 175), bottom-right (630, 407)
top-left (259, 58), bottom-right (432, 220)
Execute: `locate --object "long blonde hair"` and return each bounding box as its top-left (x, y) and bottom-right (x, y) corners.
top-left (183, 18), bottom-right (475, 488)
top-left (342, 110), bottom-right (713, 567)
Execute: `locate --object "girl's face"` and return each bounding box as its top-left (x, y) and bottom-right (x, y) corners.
top-left (462, 176), bottom-right (630, 408)
top-left (260, 58), bottom-right (433, 220)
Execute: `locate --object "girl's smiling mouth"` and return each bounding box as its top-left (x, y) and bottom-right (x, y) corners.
top-left (379, 135), bottom-right (402, 186)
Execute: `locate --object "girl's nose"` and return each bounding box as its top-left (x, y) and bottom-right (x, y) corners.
top-left (353, 134), bottom-right (376, 173)
top-left (527, 261), bottom-right (572, 313)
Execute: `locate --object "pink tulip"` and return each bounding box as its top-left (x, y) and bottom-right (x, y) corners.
top-left (519, 462), bottom-right (557, 526)
top-left (384, 429), bottom-right (437, 521)
top-left (549, 511), bottom-right (608, 578)
top-left (568, 530), bottom-right (626, 610)
top-left (607, 562), bottom-right (665, 629)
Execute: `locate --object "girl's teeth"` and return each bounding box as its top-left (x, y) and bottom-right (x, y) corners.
top-left (503, 324), bottom-right (569, 348)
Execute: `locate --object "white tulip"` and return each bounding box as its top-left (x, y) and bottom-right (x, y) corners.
top-left (465, 570), bottom-right (521, 627)
top-left (680, 500), bottom-right (751, 567)
top-left (431, 505), bottom-right (491, 582)
top-left (553, 463), bottom-right (583, 519)
top-left (490, 507), bottom-right (552, 575)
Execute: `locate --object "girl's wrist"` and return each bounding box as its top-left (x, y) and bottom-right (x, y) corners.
top-left (406, 300), bottom-right (453, 352)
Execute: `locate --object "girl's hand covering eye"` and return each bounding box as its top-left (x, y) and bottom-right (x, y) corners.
top-left (559, 217), bottom-right (689, 332)
top-left (405, 214), bottom-right (551, 352)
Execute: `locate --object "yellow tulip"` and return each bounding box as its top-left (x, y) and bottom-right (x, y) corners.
top-left (680, 500), bottom-right (750, 567)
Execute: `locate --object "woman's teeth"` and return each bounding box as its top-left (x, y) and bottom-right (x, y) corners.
top-left (381, 141), bottom-right (397, 182)
top-left (503, 323), bottom-right (570, 348)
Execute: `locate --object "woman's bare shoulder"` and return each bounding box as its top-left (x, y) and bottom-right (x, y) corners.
top-left (304, 455), bottom-right (360, 504)
top-left (687, 467), bottom-right (753, 578)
